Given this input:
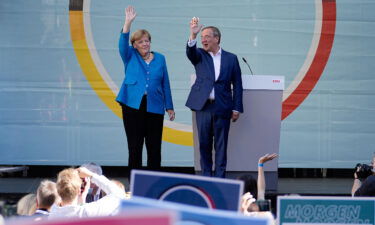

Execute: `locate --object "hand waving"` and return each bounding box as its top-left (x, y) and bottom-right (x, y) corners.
top-left (125, 6), bottom-right (137, 23)
top-left (190, 17), bottom-right (203, 40)
top-left (123, 6), bottom-right (137, 33)
top-left (259, 153), bottom-right (278, 164)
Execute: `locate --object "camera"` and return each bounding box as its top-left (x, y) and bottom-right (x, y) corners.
top-left (355, 163), bottom-right (373, 179)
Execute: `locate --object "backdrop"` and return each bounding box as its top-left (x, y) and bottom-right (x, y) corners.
top-left (1, 0), bottom-right (374, 168)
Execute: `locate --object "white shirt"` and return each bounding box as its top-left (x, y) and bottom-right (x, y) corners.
top-left (188, 39), bottom-right (221, 100)
top-left (48, 174), bottom-right (125, 219)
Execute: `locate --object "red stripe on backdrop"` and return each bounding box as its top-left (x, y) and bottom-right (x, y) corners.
top-left (282, 0), bottom-right (336, 120)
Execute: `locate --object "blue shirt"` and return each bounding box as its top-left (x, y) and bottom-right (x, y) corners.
top-left (116, 32), bottom-right (174, 115)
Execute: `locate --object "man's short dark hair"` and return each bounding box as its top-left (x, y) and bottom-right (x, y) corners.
top-left (202, 26), bottom-right (221, 44)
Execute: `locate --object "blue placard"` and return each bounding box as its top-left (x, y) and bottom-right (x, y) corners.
top-left (278, 196), bottom-right (375, 224)
top-left (121, 196), bottom-right (269, 225)
top-left (130, 170), bottom-right (243, 211)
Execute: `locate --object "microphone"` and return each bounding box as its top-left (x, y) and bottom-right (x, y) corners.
top-left (242, 57), bottom-right (254, 75)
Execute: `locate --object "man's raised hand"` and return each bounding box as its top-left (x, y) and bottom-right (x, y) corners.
top-left (190, 17), bottom-right (203, 40)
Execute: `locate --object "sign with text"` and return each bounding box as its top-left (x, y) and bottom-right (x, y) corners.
top-left (278, 196), bottom-right (375, 225)
top-left (130, 170), bottom-right (243, 211)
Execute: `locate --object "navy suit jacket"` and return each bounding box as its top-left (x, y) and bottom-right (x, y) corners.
top-left (186, 43), bottom-right (243, 118)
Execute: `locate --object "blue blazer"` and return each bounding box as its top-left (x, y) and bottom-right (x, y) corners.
top-left (186, 43), bottom-right (243, 118)
top-left (117, 32), bottom-right (174, 115)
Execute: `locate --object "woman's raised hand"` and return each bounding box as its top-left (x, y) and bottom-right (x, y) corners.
top-left (259, 153), bottom-right (278, 164)
top-left (125, 6), bottom-right (137, 23)
top-left (123, 6), bottom-right (136, 33)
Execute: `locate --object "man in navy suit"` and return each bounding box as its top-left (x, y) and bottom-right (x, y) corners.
top-left (186, 17), bottom-right (243, 178)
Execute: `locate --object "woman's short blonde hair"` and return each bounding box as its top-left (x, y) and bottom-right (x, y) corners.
top-left (130, 29), bottom-right (151, 45)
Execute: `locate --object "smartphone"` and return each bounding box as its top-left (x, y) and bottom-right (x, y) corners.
top-left (255, 199), bottom-right (271, 212)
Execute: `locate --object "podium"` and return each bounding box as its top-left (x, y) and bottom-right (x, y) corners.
top-left (193, 75), bottom-right (284, 191)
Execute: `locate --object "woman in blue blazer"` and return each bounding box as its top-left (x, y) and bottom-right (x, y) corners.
top-left (117, 6), bottom-right (174, 171)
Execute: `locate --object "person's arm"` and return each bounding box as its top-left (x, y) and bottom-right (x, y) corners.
top-left (189, 17), bottom-right (202, 41)
top-left (119, 6), bottom-right (136, 64)
top-left (186, 17), bottom-right (203, 65)
top-left (351, 169), bottom-right (361, 196)
top-left (77, 167), bottom-right (125, 217)
top-left (77, 167), bottom-right (124, 198)
top-left (257, 153), bottom-right (278, 200)
top-left (231, 56), bottom-right (243, 122)
top-left (351, 179), bottom-right (362, 196)
top-left (122, 6), bottom-right (136, 33)
top-left (232, 56), bottom-right (243, 113)
top-left (161, 56), bottom-right (175, 121)
top-left (78, 177), bottom-right (90, 205)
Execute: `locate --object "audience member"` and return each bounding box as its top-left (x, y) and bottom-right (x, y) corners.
top-left (257, 153), bottom-right (277, 200)
top-left (351, 155), bottom-right (375, 197)
top-left (33, 180), bottom-right (58, 220)
top-left (81, 162), bottom-right (103, 203)
top-left (48, 167), bottom-right (125, 219)
top-left (239, 153), bottom-right (277, 223)
top-left (238, 153), bottom-right (277, 200)
top-left (17, 193), bottom-right (37, 216)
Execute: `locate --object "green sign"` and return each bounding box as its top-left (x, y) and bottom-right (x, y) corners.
top-left (278, 196), bottom-right (374, 224)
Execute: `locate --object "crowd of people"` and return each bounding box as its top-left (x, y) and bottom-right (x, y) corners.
top-left (3, 163), bottom-right (128, 223)
top-left (1, 155), bottom-right (279, 224)
top-left (1, 152), bottom-right (374, 225)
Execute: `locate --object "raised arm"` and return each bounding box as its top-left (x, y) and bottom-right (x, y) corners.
top-left (189, 17), bottom-right (203, 41)
top-left (119, 6), bottom-right (137, 64)
top-left (186, 17), bottom-right (203, 65)
top-left (77, 167), bottom-right (124, 198)
top-left (122, 6), bottom-right (136, 33)
top-left (77, 167), bottom-right (125, 217)
top-left (257, 153), bottom-right (278, 200)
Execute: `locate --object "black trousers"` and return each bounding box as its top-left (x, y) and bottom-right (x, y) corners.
top-left (121, 96), bottom-right (164, 171)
